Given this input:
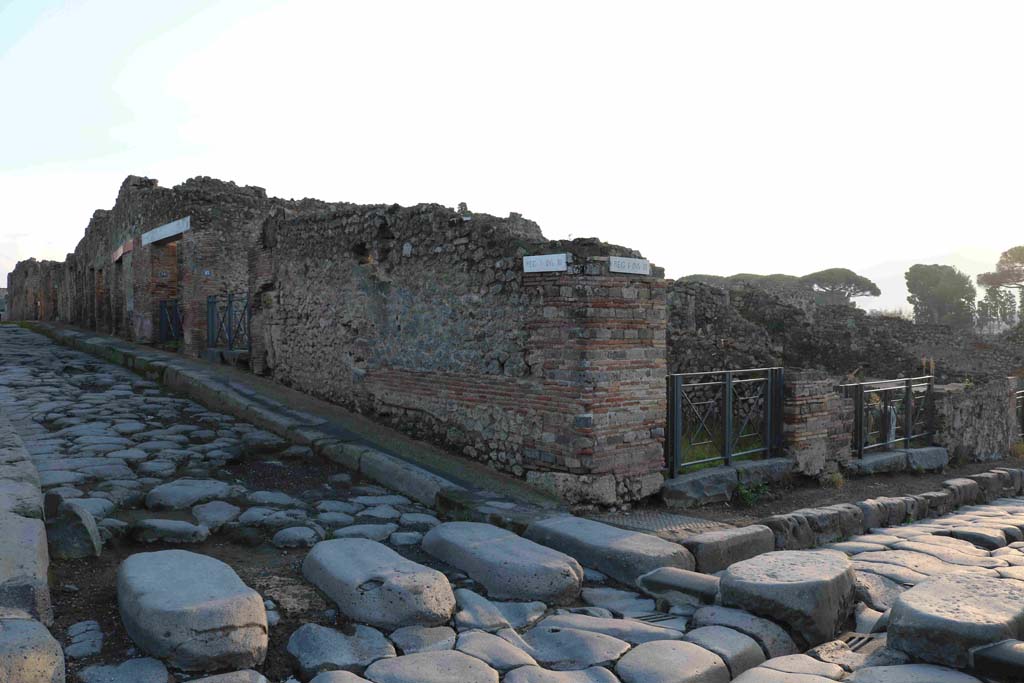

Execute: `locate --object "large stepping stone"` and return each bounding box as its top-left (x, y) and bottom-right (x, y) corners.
top-left (845, 664), bottom-right (983, 682)
top-left (720, 550), bottom-right (855, 647)
top-left (524, 516), bottom-right (694, 585)
top-left (504, 667), bottom-right (620, 683)
top-left (145, 479), bottom-right (233, 510)
top-left (0, 512), bottom-right (51, 624)
top-left (615, 640), bottom-right (729, 683)
top-left (363, 650), bottom-right (497, 683)
top-left (691, 606), bottom-right (798, 658)
top-left (287, 623), bottom-right (395, 679)
top-left (423, 522), bottom-right (582, 604)
top-left (118, 550), bottom-right (268, 671)
top-left (684, 625), bottom-right (765, 678)
top-left (888, 573), bottom-right (1024, 668)
top-left (303, 539), bottom-right (455, 630)
top-left (0, 616), bottom-right (64, 683)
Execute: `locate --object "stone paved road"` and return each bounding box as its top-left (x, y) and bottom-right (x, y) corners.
top-left (1, 325), bottom-right (1021, 683)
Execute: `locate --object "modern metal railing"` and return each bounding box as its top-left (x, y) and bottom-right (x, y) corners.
top-left (207, 293), bottom-right (251, 352)
top-left (666, 367), bottom-right (784, 475)
top-left (840, 376), bottom-right (934, 456)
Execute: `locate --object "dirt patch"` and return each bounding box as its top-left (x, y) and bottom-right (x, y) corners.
top-left (671, 458), bottom-right (1021, 527)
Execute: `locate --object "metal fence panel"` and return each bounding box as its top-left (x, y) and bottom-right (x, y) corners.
top-left (840, 376), bottom-right (934, 456)
top-left (207, 293), bottom-right (251, 352)
top-left (666, 367), bottom-right (783, 476)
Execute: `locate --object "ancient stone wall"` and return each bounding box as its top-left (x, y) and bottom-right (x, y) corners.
top-left (932, 378), bottom-right (1022, 464)
top-left (8, 176), bottom-right (275, 356)
top-left (249, 205), bottom-right (668, 504)
top-left (668, 277), bottom-right (1024, 383)
top-left (6, 259), bottom-right (63, 322)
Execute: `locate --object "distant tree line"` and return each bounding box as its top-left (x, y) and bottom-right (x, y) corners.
top-left (902, 246), bottom-right (1024, 332)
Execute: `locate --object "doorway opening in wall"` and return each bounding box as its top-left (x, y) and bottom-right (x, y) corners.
top-left (112, 259), bottom-right (125, 336)
top-left (151, 237), bottom-right (183, 349)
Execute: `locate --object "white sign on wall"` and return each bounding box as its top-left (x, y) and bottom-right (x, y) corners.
top-left (141, 216), bottom-right (191, 246)
top-left (523, 253), bottom-right (568, 273)
top-left (609, 256), bottom-right (651, 275)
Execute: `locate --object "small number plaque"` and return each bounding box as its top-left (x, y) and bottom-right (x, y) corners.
top-left (523, 253), bottom-right (568, 273)
top-left (610, 256), bottom-right (651, 275)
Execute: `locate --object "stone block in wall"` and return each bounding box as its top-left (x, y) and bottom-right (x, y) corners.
top-left (844, 450), bottom-right (907, 476)
top-left (733, 458), bottom-right (793, 488)
top-left (905, 447), bottom-right (948, 473)
top-left (662, 467), bottom-right (737, 509)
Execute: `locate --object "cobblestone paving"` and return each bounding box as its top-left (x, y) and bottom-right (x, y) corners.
top-left (2, 325), bottom-right (1020, 682)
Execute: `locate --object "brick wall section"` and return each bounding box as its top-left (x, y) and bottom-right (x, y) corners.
top-left (6, 259), bottom-right (63, 321)
top-left (249, 204), bottom-right (666, 504)
top-left (782, 370), bottom-right (853, 479)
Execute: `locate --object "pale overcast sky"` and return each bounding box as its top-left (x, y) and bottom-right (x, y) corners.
top-left (2, 1), bottom-right (1022, 311)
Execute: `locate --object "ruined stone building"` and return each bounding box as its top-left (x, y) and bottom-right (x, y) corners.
top-left (8, 176), bottom-right (667, 504)
top-left (8, 175), bottom-right (1023, 505)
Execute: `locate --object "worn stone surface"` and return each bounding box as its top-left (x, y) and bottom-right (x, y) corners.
top-left (388, 626), bottom-right (456, 654)
top-left (422, 522), bottom-right (582, 604)
top-left (286, 623), bottom-right (395, 679)
top-left (523, 516), bottom-right (694, 585)
top-left (887, 573), bottom-right (1024, 668)
top-left (118, 550), bottom-right (268, 671)
top-left (0, 512), bottom-right (51, 624)
top-left (47, 499), bottom-right (102, 559)
top-left (682, 525), bottom-right (774, 574)
top-left (302, 539), bottom-right (455, 630)
top-left (536, 614), bottom-right (681, 644)
top-left (0, 617), bottom-right (65, 683)
top-left (683, 625), bottom-right (765, 679)
top-left (503, 667), bottom-right (620, 683)
top-left (691, 606), bottom-right (799, 658)
top-left (456, 630), bottom-right (536, 671)
top-left (720, 550), bottom-right (856, 646)
top-left (845, 664), bottom-right (983, 682)
top-left (615, 640), bottom-right (729, 683)
top-left (362, 650), bottom-right (498, 683)
top-left (661, 467), bottom-right (737, 509)
top-left (144, 478), bottom-right (233, 510)
top-left (512, 625), bottom-right (630, 671)
top-left (636, 567), bottom-right (719, 607)
top-left (78, 657), bottom-right (170, 683)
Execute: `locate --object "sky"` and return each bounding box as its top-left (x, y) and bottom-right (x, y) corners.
top-left (2, 0), bottom-right (1023, 312)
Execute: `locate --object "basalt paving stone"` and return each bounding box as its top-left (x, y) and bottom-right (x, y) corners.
top-left (888, 573), bottom-right (1024, 668)
top-left (719, 550), bottom-right (855, 647)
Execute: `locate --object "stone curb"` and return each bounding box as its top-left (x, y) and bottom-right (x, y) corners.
top-left (0, 410), bottom-right (61, 682)
top-left (0, 412), bottom-right (52, 627)
top-left (23, 323), bottom-right (477, 515)
top-left (758, 465), bottom-right (1024, 551)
